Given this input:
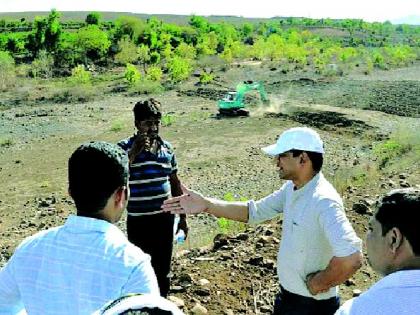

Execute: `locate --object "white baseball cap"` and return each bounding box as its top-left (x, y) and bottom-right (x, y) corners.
top-left (261, 127), bottom-right (324, 156)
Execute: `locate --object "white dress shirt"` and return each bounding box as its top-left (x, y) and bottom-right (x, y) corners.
top-left (248, 172), bottom-right (362, 300)
top-left (0, 215), bottom-right (159, 315)
top-left (335, 270), bottom-right (420, 315)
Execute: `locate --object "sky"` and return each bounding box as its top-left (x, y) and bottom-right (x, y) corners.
top-left (1, 0), bottom-right (419, 23)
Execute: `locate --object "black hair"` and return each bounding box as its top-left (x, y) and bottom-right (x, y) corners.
top-left (375, 188), bottom-right (420, 255)
top-left (133, 98), bottom-right (162, 122)
top-left (68, 141), bottom-right (128, 215)
top-left (290, 150), bottom-right (324, 173)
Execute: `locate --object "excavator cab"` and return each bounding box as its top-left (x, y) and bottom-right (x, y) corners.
top-left (217, 81), bottom-right (269, 116)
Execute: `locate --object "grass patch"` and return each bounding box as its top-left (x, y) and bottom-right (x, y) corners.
top-left (161, 113), bottom-right (175, 127)
top-left (216, 192), bottom-right (247, 235)
top-left (373, 126), bottom-right (420, 169)
top-left (330, 162), bottom-right (379, 196)
top-left (110, 120), bottom-right (124, 132)
top-left (128, 80), bottom-right (164, 95)
top-left (0, 138), bottom-right (13, 147)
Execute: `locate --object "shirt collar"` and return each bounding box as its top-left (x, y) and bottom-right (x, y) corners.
top-left (293, 172), bottom-right (323, 196)
top-left (64, 214), bottom-right (117, 233)
top-left (370, 269), bottom-right (420, 291)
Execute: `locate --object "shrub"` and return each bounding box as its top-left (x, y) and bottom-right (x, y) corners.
top-left (69, 65), bottom-right (91, 85)
top-left (114, 37), bottom-right (138, 65)
top-left (124, 63), bottom-right (141, 85)
top-left (145, 66), bottom-right (163, 82)
top-left (30, 50), bottom-right (54, 78)
top-left (128, 80), bottom-right (163, 95)
top-left (0, 50), bottom-right (15, 90)
top-left (167, 56), bottom-right (193, 82)
top-left (199, 72), bottom-right (214, 84)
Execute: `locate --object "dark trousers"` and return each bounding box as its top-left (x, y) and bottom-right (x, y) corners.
top-left (273, 286), bottom-right (340, 315)
top-left (127, 213), bottom-right (175, 297)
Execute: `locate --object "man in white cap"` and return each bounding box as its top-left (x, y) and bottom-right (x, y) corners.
top-left (162, 127), bottom-right (363, 315)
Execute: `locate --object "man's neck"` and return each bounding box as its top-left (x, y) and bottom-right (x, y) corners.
top-left (293, 171), bottom-right (318, 190)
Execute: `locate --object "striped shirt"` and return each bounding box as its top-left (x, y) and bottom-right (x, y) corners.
top-left (118, 136), bottom-right (177, 215)
top-left (0, 215), bottom-right (159, 315)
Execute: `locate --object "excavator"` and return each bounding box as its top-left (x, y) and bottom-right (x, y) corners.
top-left (217, 81), bottom-right (269, 116)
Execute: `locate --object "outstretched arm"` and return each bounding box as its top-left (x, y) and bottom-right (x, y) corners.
top-left (162, 185), bottom-right (249, 222)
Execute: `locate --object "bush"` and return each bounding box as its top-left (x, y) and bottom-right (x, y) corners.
top-left (167, 56), bottom-right (193, 82)
top-left (0, 50), bottom-right (15, 90)
top-left (124, 63), bottom-right (141, 85)
top-left (199, 72), bottom-right (214, 84)
top-left (52, 85), bottom-right (97, 103)
top-left (30, 50), bottom-right (54, 78)
top-left (128, 80), bottom-right (163, 95)
top-left (145, 66), bottom-right (163, 82)
top-left (114, 37), bottom-right (138, 65)
top-left (69, 65), bottom-right (91, 85)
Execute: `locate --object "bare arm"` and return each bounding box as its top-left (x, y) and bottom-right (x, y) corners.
top-left (306, 251), bottom-right (363, 295)
top-left (162, 185), bottom-right (249, 223)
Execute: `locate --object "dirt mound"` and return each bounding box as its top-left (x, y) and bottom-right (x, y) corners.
top-left (266, 110), bottom-right (372, 134)
top-left (366, 81), bottom-right (420, 117)
top-left (178, 88), bottom-right (227, 101)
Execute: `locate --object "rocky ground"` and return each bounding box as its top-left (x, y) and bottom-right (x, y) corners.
top-left (0, 61), bottom-right (419, 314)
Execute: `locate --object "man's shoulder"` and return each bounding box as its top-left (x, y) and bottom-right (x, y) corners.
top-left (118, 135), bottom-right (135, 150)
top-left (104, 227), bottom-right (149, 264)
top-left (15, 226), bottom-right (62, 253)
top-left (313, 174), bottom-right (343, 206)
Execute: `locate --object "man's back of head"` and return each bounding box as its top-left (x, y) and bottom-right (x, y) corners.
top-left (68, 141), bottom-right (129, 217)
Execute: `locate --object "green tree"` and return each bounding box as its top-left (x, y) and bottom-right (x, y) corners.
top-left (125, 63), bottom-right (141, 85)
top-left (85, 12), bottom-right (101, 25)
top-left (76, 25), bottom-right (111, 62)
top-left (167, 56), bottom-right (193, 82)
top-left (114, 37), bottom-right (138, 65)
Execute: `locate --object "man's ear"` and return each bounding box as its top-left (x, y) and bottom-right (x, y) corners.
top-left (114, 186), bottom-right (126, 206)
top-left (386, 227), bottom-right (404, 254)
top-left (300, 152), bottom-right (308, 164)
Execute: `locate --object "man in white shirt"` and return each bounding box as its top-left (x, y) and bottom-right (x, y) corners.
top-left (162, 127), bottom-right (363, 315)
top-left (0, 141), bottom-right (160, 315)
top-left (335, 188), bottom-right (420, 315)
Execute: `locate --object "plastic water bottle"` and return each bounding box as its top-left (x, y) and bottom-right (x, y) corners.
top-left (173, 215), bottom-right (185, 244)
top-left (175, 229), bottom-right (185, 244)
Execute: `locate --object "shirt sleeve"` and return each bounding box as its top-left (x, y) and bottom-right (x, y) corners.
top-left (334, 298), bottom-right (354, 315)
top-left (122, 255), bottom-right (160, 296)
top-left (248, 183), bottom-right (288, 225)
top-left (318, 200), bottom-right (362, 257)
top-left (0, 256), bottom-right (25, 314)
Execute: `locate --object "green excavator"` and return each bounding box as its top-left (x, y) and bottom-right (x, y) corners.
top-left (218, 81), bottom-right (269, 116)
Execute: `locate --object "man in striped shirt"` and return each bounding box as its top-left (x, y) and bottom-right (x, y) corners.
top-left (118, 98), bottom-right (187, 297)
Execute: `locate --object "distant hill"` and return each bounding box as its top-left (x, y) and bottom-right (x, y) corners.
top-left (0, 11), bottom-right (272, 25)
top-left (392, 15), bottom-right (420, 25)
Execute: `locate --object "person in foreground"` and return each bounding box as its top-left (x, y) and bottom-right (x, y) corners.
top-left (0, 141), bottom-right (159, 315)
top-left (335, 188), bottom-right (420, 315)
top-left (118, 98), bottom-right (187, 297)
top-left (163, 127), bottom-right (363, 315)
top-left (95, 293), bottom-right (184, 315)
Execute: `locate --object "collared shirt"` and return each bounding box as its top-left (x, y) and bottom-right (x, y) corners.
top-left (335, 270), bottom-right (420, 315)
top-left (248, 172), bottom-right (362, 300)
top-left (0, 215), bottom-right (159, 315)
top-left (118, 137), bottom-right (177, 215)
